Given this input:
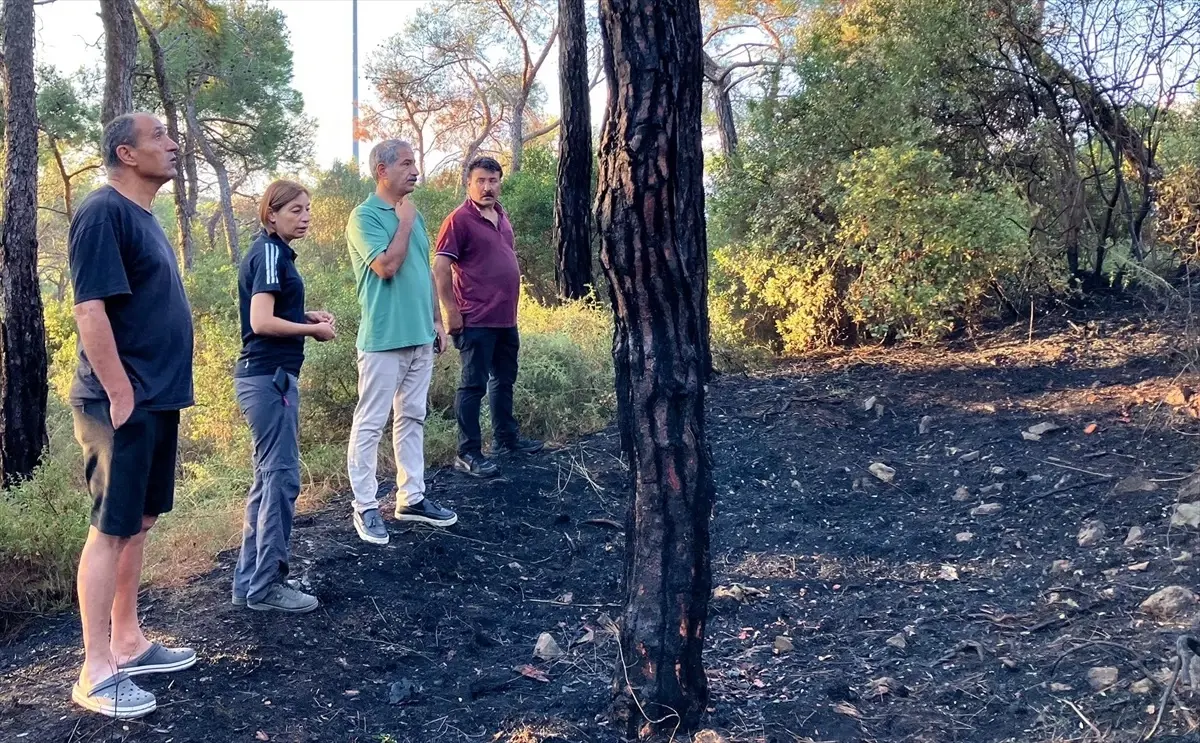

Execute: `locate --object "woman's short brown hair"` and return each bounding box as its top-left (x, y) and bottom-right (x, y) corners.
top-left (259, 179), bottom-right (310, 232)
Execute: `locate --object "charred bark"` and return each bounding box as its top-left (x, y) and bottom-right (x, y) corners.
top-left (553, 0), bottom-right (593, 300)
top-left (595, 0), bottom-right (715, 737)
top-left (0, 0), bottom-right (50, 485)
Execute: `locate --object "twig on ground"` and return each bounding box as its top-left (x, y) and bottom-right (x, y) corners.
top-left (1041, 457), bottom-right (1114, 478)
top-left (1021, 476), bottom-right (1115, 506)
top-left (1063, 698), bottom-right (1104, 739)
top-left (1143, 656), bottom-right (1182, 741)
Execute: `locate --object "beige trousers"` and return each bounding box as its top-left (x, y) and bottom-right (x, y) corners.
top-left (346, 344), bottom-right (433, 513)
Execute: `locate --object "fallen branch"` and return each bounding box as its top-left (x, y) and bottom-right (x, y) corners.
top-left (1021, 476), bottom-right (1114, 506)
top-left (583, 518), bottom-right (623, 531)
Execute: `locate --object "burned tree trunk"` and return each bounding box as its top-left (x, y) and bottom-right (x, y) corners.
top-left (553, 0), bottom-right (593, 300)
top-left (135, 4), bottom-right (196, 270)
top-left (99, 0), bottom-right (138, 124)
top-left (0, 0), bottom-right (50, 485)
top-left (595, 0), bottom-right (715, 737)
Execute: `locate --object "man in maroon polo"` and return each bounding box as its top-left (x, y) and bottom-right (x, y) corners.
top-left (433, 156), bottom-right (544, 477)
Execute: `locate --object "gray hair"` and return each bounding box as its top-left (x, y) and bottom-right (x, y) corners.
top-left (368, 139), bottom-right (413, 181)
top-left (102, 113), bottom-right (142, 168)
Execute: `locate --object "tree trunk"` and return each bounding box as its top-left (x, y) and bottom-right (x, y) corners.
top-left (186, 102), bottom-right (240, 264)
top-left (511, 95), bottom-right (527, 174)
top-left (135, 4), bottom-right (196, 270)
top-left (553, 0), bottom-right (593, 301)
top-left (0, 0), bottom-right (49, 486)
top-left (595, 0), bottom-right (715, 737)
top-left (703, 53), bottom-right (738, 161)
top-left (99, 0), bottom-right (138, 124)
top-left (49, 137), bottom-right (75, 220)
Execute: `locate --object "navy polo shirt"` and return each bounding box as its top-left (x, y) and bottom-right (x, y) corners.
top-left (236, 230), bottom-right (307, 378)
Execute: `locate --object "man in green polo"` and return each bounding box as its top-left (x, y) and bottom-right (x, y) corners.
top-left (345, 139), bottom-right (455, 545)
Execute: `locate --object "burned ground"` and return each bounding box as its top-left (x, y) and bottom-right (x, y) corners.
top-left (4, 304), bottom-right (1200, 743)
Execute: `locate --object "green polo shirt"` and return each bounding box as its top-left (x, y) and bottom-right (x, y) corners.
top-left (345, 193), bottom-right (435, 352)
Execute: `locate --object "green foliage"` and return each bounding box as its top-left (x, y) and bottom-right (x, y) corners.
top-left (136, 0), bottom-right (314, 171)
top-left (708, 0), bottom-right (1067, 352)
top-left (835, 146), bottom-right (1027, 339)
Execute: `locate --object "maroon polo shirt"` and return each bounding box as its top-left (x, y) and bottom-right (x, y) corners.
top-left (434, 199), bottom-right (521, 328)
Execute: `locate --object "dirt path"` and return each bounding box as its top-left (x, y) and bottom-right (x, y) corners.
top-left (3, 309), bottom-right (1200, 743)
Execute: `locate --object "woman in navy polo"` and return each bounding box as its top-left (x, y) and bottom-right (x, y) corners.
top-left (231, 180), bottom-right (336, 613)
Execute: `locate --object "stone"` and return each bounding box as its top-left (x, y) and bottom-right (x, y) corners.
top-left (1124, 526), bottom-right (1145, 547)
top-left (971, 503), bottom-right (1003, 517)
top-left (886, 633), bottom-right (908, 650)
top-left (938, 565), bottom-right (960, 581)
top-left (1128, 562), bottom-right (1150, 572)
top-left (1051, 560), bottom-right (1073, 575)
top-left (1028, 422), bottom-right (1063, 436)
top-left (1077, 520), bottom-right (1107, 547)
top-left (919, 415), bottom-right (933, 435)
top-left (1131, 678), bottom-right (1154, 695)
top-left (534, 632), bottom-right (565, 660)
top-left (389, 678), bottom-right (416, 705)
top-left (956, 532), bottom-right (974, 543)
top-left (1022, 431), bottom-right (1042, 442)
top-left (953, 486), bottom-right (971, 502)
top-left (773, 636), bottom-right (794, 654)
top-left (1087, 667), bottom-right (1119, 691)
top-left (1179, 474), bottom-right (1200, 500)
top-left (869, 463), bottom-right (896, 483)
top-left (1114, 476), bottom-right (1159, 495)
top-left (1140, 586), bottom-right (1198, 619)
top-left (1172, 502), bottom-right (1200, 528)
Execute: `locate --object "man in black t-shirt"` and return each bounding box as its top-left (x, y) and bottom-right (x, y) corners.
top-left (68, 113), bottom-right (197, 720)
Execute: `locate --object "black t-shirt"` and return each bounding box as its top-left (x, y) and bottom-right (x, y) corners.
top-left (235, 230), bottom-right (307, 378)
top-left (68, 185), bottom-right (195, 411)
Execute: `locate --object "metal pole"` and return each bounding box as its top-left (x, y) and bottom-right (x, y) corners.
top-left (352, 0), bottom-right (360, 167)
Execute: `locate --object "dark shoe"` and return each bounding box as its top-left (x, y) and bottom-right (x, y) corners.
top-left (247, 582), bottom-right (319, 613)
top-left (454, 452), bottom-right (500, 478)
top-left (395, 498), bottom-right (458, 527)
top-left (493, 437), bottom-right (545, 456)
top-left (353, 508), bottom-right (390, 545)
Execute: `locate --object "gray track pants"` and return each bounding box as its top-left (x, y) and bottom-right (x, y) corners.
top-left (232, 372), bottom-right (301, 604)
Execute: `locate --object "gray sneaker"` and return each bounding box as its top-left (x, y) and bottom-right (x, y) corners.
top-left (354, 508), bottom-right (390, 545)
top-left (247, 582), bottom-right (319, 613)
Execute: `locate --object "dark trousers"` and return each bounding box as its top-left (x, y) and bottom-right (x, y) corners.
top-left (454, 326), bottom-right (520, 456)
top-left (232, 372), bottom-right (301, 604)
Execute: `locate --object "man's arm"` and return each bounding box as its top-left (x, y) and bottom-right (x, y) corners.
top-left (73, 300), bottom-right (135, 427)
top-left (368, 197), bottom-right (419, 280)
top-left (432, 255), bottom-right (462, 333)
top-left (369, 218), bottom-right (412, 280)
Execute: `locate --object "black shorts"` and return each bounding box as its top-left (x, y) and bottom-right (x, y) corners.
top-left (72, 402), bottom-right (181, 538)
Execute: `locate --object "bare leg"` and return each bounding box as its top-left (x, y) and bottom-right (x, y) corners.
top-left (110, 516), bottom-right (155, 664)
top-left (76, 526), bottom-right (128, 689)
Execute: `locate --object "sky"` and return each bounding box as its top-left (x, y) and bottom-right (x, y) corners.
top-left (34, 0), bottom-right (602, 173)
